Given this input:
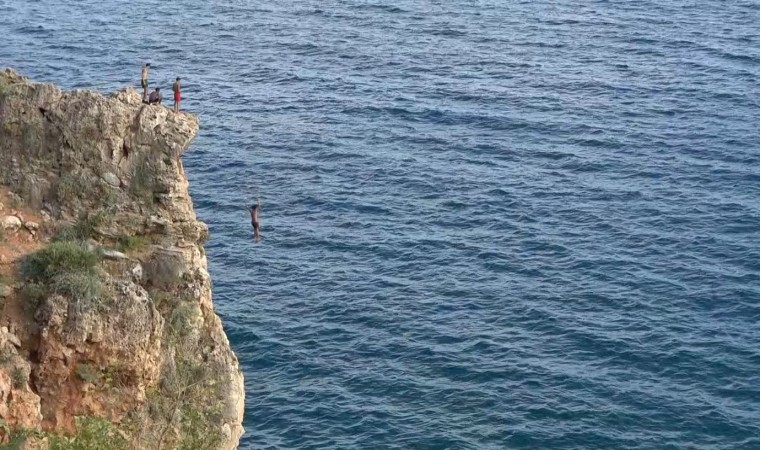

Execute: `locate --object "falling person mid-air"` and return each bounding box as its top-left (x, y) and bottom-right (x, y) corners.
top-left (248, 200), bottom-right (261, 242)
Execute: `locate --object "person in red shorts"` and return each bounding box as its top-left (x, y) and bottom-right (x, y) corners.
top-left (172, 77), bottom-right (181, 113)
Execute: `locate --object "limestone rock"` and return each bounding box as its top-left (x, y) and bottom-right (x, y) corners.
top-left (0, 69), bottom-right (244, 449)
top-left (1, 215), bottom-right (21, 230)
top-left (2, 330), bottom-right (21, 348)
top-left (0, 335), bottom-right (43, 437)
top-left (101, 249), bottom-right (127, 260)
top-left (34, 282), bottom-right (163, 429)
top-left (85, 239), bottom-right (98, 252)
top-left (146, 246), bottom-right (190, 288)
top-left (101, 171), bottom-right (121, 188)
top-left (131, 263), bottom-right (143, 282)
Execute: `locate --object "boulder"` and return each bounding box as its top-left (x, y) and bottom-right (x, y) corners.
top-left (1, 215), bottom-right (21, 230)
top-left (101, 171), bottom-right (121, 188)
top-left (101, 249), bottom-right (128, 260)
top-left (131, 263), bottom-right (144, 282)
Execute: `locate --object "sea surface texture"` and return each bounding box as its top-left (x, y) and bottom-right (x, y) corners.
top-left (2, 1), bottom-right (759, 448)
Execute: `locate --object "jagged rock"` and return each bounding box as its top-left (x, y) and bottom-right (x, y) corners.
top-left (101, 171), bottom-right (121, 188)
top-left (34, 282), bottom-right (163, 429)
top-left (24, 221), bottom-right (39, 232)
top-left (146, 246), bottom-right (191, 288)
top-left (85, 239), bottom-right (98, 252)
top-left (0, 69), bottom-right (244, 449)
top-left (1, 215), bottom-right (21, 230)
top-left (0, 342), bottom-right (42, 437)
top-left (2, 330), bottom-right (21, 348)
top-left (147, 215), bottom-right (170, 231)
top-left (131, 263), bottom-right (143, 282)
top-left (101, 249), bottom-right (127, 260)
top-left (0, 285), bottom-right (11, 298)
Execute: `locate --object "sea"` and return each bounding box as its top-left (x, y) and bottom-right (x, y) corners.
top-left (1, 0), bottom-right (759, 448)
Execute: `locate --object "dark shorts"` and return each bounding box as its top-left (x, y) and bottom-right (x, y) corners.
top-left (252, 221), bottom-right (260, 230)
top-left (141, 79), bottom-right (148, 89)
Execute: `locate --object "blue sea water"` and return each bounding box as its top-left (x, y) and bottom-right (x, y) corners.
top-left (2, 0), bottom-right (760, 448)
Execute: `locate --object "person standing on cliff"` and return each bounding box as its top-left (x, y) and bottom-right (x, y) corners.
top-left (172, 77), bottom-right (181, 113)
top-left (141, 63), bottom-right (151, 101)
top-left (248, 199), bottom-right (261, 242)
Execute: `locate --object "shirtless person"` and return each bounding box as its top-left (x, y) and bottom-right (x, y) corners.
top-left (141, 63), bottom-right (151, 101)
top-left (248, 200), bottom-right (261, 242)
top-left (148, 87), bottom-right (162, 105)
top-left (172, 77), bottom-right (181, 113)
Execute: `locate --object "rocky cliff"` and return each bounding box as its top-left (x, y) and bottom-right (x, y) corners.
top-left (0, 69), bottom-right (244, 449)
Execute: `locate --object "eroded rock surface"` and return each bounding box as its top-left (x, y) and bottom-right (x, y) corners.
top-left (0, 69), bottom-right (244, 449)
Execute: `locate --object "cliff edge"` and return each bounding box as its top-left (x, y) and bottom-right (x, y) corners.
top-left (0, 69), bottom-right (244, 449)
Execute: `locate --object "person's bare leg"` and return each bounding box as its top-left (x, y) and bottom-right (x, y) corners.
top-left (143, 85), bottom-right (148, 101)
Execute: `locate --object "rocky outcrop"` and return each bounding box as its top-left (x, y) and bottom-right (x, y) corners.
top-left (0, 69), bottom-right (244, 449)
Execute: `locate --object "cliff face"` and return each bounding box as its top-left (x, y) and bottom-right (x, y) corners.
top-left (0, 69), bottom-right (244, 449)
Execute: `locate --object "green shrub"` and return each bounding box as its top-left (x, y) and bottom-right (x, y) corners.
top-left (118, 235), bottom-right (147, 253)
top-left (103, 187), bottom-right (120, 206)
top-left (148, 349), bottom-right (225, 450)
top-left (0, 429), bottom-right (38, 450)
top-left (6, 194), bottom-right (22, 210)
top-left (169, 304), bottom-right (198, 338)
top-left (22, 124), bottom-right (42, 152)
top-left (48, 416), bottom-right (128, 450)
top-left (51, 272), bottom-right (102, 307)
top-left (11, 367), bottom-right (26, 389)
top-left (0, 347), bottom-right (12, 365)
top-left (53, 226), bottom-right (80, 243)
top-left (130, 158), bottom-right (155, 205)
top-left (103, 363), bottom-right (134, 389)
top-left (19, 282), bottom-right (47, 316)
top-left (55, 211), bottom-right (108, 242)
top-left (21, 241), bottom-right (99, 281)
top-left (179, 406), bottom-right (224, 450)
top-left (57, 173), bottom-right (121, 209)
top-left (76, 363), bottom-right (101, 384)
top-left (56, 175), bottom-right (83, 204)
top-left (148, 289), bottom-right (177, 316)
